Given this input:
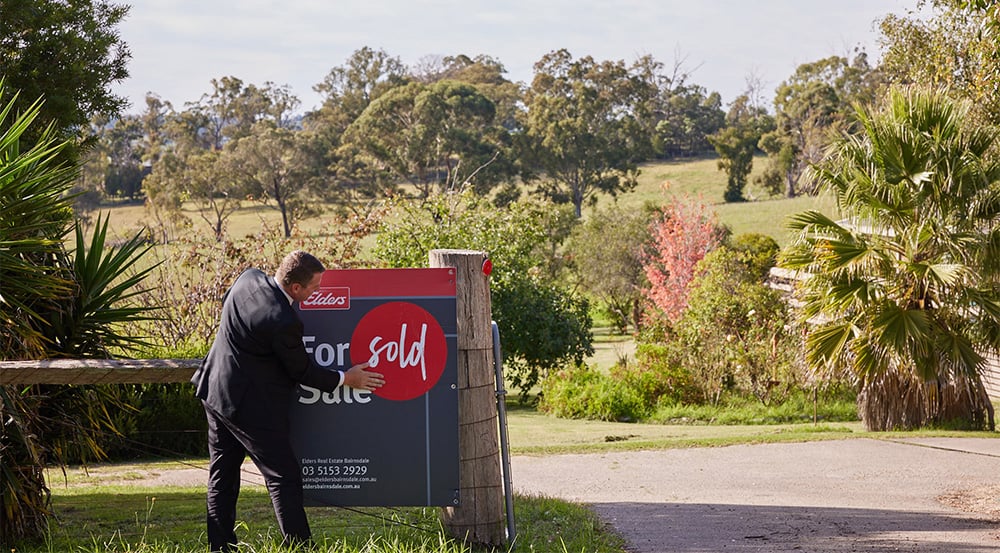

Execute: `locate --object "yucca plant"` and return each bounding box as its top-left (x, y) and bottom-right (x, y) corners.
top-left (0, 89), bottom-right (77, 357)
top-left (782, 87), bottom-right (1000, 431)
top-left (0, 82), bottom-right (77, 545)
top-left (43, 212), bottom-right (160, 357)
top-left (0, 80), bottom-right (161, 545)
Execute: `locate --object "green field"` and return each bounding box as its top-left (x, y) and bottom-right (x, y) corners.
top-left (594, 156), bottom-right (839, 246)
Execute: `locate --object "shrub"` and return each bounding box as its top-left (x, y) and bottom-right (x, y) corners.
top-left (128, 214), bottom-right (379, 349)
top-left (539, 365), bottom-right (649, 422)
top-left (641, 196), bottom-right (726, 323)
top-left (662, 237), bottom-right (804, 405)
top-left (567, 204), bottom-right (653, 333)
top-left (99, 383), bottom-right (208, 460)
top-left (618, 343), bottom-right (701, 406)
top-left (374, 192), bottom-right (593, 397)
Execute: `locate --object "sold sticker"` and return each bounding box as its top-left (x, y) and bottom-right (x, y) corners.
top-left (350, 302), bottom-right (448, 401)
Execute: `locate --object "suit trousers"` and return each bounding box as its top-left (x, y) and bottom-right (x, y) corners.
top-left (203, 402), bottom-right (311, 552)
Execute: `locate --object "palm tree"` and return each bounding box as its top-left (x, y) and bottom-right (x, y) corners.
top-left (1, 82), bottom-right (160, 544)
top-left (782, 87), bottom-right (1000, 431)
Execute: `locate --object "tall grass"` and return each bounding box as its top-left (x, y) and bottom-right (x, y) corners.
top-left (22, 486), bottom-right (624, 553)
top-left (649, 388), bottom-right (859, 425)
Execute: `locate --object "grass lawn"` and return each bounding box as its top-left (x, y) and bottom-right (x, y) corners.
top-left (29, 413), bottom-right (999, 553)
top-left (34, 485), bottom-right (623, 553)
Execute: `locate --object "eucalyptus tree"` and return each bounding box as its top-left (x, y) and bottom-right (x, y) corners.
top-left (228, 122), bottom-right (322, 237)
top-left (178, 76), bottom-right (295, 150)
top-left (520, 49), bottom-right (657, 217)
top-left (344, 80), bottom-right (509, 197)
top-left (76, 93), bottom-right (170, 215)
top-left (137, 93), bottom-right (172, 165)
top-left (182, 150), bottom-right (246, 240)
top-left (653, 84), bottom-right (725, 159)
top-left (782, 88), bottom-right (1000, 431)
top-left (640, 55), bottom-right (726, 159)
top-left (302, 48), bottom-right (409, 208)
top-left (708, 94), bottom-right (773, 202)
top-left (144, 80), bottom-right (304, 239)
top-left (757, 54), bottom-right (881, 198)
top-left (414, 53), bottom-right (524, 131)
top-left (879, 0), bottom-right (1000, 126)
top-left (87, 113), bottom-right (145, 199)
top-left (75, 115), bottom-right (114, 218)
top-left (309, 46), bottom-right (408, 133)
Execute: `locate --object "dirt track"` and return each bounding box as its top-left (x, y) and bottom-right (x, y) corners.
top-left (512, 438), bottom-right (1000, 552)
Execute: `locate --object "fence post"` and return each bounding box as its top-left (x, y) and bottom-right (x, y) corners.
top-left (429, 249), bottom-right (505, 546)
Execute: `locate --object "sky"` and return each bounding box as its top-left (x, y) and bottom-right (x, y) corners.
top-left (112, 0), bottom-right (917, 115)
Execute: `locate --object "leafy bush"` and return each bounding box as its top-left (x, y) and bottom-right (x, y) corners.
top-left (96, 383), bottom-right (208, 460)
top-left (567, 204), bottom-right (653, 333)
top-left (539, 365), bottom-right (649, 422)
top-left (493, 277), bottom-right (592, 394)
top-left (650, 235), bottom-right (805, 405)
top-left (374, 191), bottom-right (593, 396)
top-left (622, 342), bottom-right (702, 406)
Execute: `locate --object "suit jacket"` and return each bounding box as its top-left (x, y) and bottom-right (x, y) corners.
top-left (191, 268), bottom-right (344, 430)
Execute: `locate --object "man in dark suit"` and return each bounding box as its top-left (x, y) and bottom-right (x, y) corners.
top-left (191, 250), bottom-right (385, 552)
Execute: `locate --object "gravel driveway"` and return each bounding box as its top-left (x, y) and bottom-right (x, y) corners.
top-left (511, 437), bottom-right (1000, 552)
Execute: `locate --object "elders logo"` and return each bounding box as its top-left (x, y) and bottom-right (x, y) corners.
top-left (301, 287), bottom-right (350, 310)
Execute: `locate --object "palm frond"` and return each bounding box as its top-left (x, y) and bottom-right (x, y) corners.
top-left (923, 262), bottom-right (967, 287)
top-left (805, 322), bottom-right (855, 370)
top-left (873, 303), bottom-right (930, 354)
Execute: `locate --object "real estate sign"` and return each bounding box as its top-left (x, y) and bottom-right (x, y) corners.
top-left (289, 268), bottom-right (460, 507)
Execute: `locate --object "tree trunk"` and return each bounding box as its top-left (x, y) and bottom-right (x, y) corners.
top-left (858, 370), bottom-right (994, 431)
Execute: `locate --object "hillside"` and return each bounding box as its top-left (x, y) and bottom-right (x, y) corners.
top-left (592, 156), bottom-right (838, 247)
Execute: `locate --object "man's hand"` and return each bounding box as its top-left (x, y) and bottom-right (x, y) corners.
top-left (343, 362), bottom-right (385, 391)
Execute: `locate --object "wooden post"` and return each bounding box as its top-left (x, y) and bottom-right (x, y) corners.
top-left (430, 249), bottom-right (505, 546)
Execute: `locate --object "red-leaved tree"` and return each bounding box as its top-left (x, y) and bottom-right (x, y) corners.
top-left (642, 197), bottom-right (723, 322)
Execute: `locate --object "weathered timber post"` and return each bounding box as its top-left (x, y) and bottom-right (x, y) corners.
top-left (430, 249), bottom-right (505, 546)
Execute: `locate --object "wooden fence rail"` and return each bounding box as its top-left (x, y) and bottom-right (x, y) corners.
top-left (0, 358), bottom-right (200, 385)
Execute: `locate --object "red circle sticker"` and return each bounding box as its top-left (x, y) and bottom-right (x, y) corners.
top-left (350, 302), bottom-right (448, 401)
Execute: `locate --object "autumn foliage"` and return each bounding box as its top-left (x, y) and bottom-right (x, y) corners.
top-left (642, 197), bottom-right (723, 323)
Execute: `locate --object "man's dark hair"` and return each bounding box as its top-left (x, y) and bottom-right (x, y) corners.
top-left (276, 251), bottom-right (325, 286)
